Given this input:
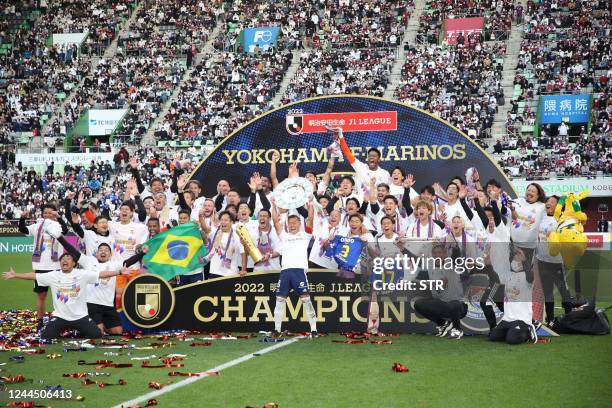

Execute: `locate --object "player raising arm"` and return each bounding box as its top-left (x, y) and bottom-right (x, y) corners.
top-left (330, 126), bottom-right (390, 196)
top-left (270, 181), bottom-right (318, 338)
top-left (3, 254), bottom-right (127, 339)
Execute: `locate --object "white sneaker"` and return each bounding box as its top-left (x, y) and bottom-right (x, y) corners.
top-left (448, 328), bottom-right (464, 340)
top-left (436, 321), bottom-right (452, 337)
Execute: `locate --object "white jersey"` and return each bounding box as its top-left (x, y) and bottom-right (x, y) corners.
top-left (309, 210), bottom-right (343, 269)
top-left (192, 197), bottom-right (207, 216)
top-left (374, 210), bottom-right (410, 235)
top-left (82, 229), bottom-right (115, 257)
top-left (389, 185), bottom-right (418, 206)
top-left (445, 230), bottom-right (477, 261)
top-left (36, 268), bottom-right (100, 321)
top-left (207, 226), bottom-right (244, 277)
top-left (536, 215), bottom-right (563, 264)
top-left (27, 219), bottom-right (61, 270)
top-left (251, 228), bottom-right (281, 272)
top-left (236, 219), bottom-right (262, 268)
top-left (501, 271), bottom-right (533, 324)
top-left (350, 159), bottom-right (391, 197)
top-left (108, 221), bottom-right (149, 265)
top-left (340, 212), bottom-right (374, 232)
top-left (510, 198), bottom-right (545, 248)
top-left (253, 191), bottom-right (273, 214)
top-left (405, 219), bottom-right (446, 257)
top-left (485, 221), bottom-right (511, 280)
top-left (440, 200), bottom-right (473, 233)
top-left (78, 256), bottom-right (123, 307)
top-left (407, 219), bottom-right (446, 240)
top-left (372, 233), bottom-right (406, 280)
top-left (279, 230), bottom-right (312, 270)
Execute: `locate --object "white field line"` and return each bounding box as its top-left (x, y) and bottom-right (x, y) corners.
top-left (112, 337), bottom-right (300, 407)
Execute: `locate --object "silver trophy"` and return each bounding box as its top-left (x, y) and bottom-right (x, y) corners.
top-left (273, 177), bottom-right (314, 210)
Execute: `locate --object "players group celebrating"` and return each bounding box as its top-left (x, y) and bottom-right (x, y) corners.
top-left (4, 128), bottom-right (572, 345)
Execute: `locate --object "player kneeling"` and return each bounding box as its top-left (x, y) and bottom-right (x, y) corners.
top-left (3, 253), bottom-right (126, 339)
top-left (413, 244), bottom-right (468, 339)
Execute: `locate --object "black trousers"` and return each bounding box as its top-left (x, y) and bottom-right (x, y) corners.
top-left (489, 320), bottom-right (531, 345)
top-left (414, 298), bottom-right (468, 330)
top-left (478, 266), bottom-right (505, 330)
top-left (41, 315), bottom-right (102, 339)
top-left (538, 260), bottom-right (573, 321)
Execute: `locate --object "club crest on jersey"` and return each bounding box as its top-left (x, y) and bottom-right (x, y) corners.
top-left (286, 114), bottom-right (303, 135)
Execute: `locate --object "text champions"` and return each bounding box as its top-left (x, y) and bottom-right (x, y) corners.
top-left (222, 144), bottom-right (467, 165)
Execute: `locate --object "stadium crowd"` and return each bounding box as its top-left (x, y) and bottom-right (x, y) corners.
top-left (119, 0), bottom-right (220, 57)
top-left (153, 49), bottom-right (292, 142)
top-left (0, 145), bottom-right (207, 222)
top-left (53, 54), bottom-right (185, 143)
top-left (416, 0), bottom-right (516, 45)
top-left (394, 42), bottom-right (506, 138)
top-left (282, 48), bottom-right (396, 102)
top-left (1, 0), bottom-right (132, 136)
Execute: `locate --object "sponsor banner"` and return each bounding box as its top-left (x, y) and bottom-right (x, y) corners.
top-left (88, 109), bottom-right (128, 135)
top-left (512, 178), bottom-right (612, 198)
top-left (189, 96), bottom-right (516, 197)
top-left (286, 111), bottom-right (397, 135)
top-left (0, 224), bottom-right (23, 236)
top-left (443, 17), bottom-right (484, 45)
top-left (16, 152), bottom-right (114, 167)
top-left (52, 32), bottom-right (88, 46)
top-left (0, 236), bottom-right (34, 254)
top-left (122, 271), bottom-right (438, 333)
top-left (0, 235), bottom-right (79, 254)
top-left (539, 94), bottom-right (591, 124)
top-left (241, 27), bottom-right (281, 53)
top-left (585, 233), bottom-right (611, 251)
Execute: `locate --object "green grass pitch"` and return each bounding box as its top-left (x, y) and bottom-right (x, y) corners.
top-left (1, 253), bottom-right (611, 408)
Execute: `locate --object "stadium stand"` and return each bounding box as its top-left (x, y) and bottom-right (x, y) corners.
top-left (0, 0), bottom-right (609, 222)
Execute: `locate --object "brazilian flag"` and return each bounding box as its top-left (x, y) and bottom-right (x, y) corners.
top-left (142, 222), bottom-right (207, 280)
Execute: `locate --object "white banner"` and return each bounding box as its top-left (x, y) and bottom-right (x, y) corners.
top-left (16, 152), bottom-right (114, 167)
top-left (512, 178), bottom-right (612, 198)
top-left (88, 109), bottom-right (127, 135)
top-left (52, 32), bottom-right (88, 46)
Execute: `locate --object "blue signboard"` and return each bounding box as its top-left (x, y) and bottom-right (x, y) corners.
top-left (241, 27), bottom-right (281, 53)
top-left (539, 94), bottom-right (591, 124)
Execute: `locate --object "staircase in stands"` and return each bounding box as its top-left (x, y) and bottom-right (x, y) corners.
top-left (38, 0), bottom-right (145, 151)
top-left (140, 22), bottom-right (224, 147)
top-left (488, 0), bottom-right (528, 143)
top-left (384, 0), bottom-right (426, 99)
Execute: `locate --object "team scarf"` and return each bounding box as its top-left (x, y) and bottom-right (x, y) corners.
top-left (413, 217), bottom-right (433, 239)
top-left (208, 227), bottom-right (234, 265)
top-left (450, 229), bottom-right (467, 256)
top-left (257, 228), bottom-right (272, 266)
top-left (32, 220), bottom-right (58, 263)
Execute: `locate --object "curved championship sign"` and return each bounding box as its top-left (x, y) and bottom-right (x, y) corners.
top-left (120, 270), bottom-right (502, 334)
top-left (120, 270), bottom-right (437, 333)
top-left (189, 95), bottom-right (516, 198)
